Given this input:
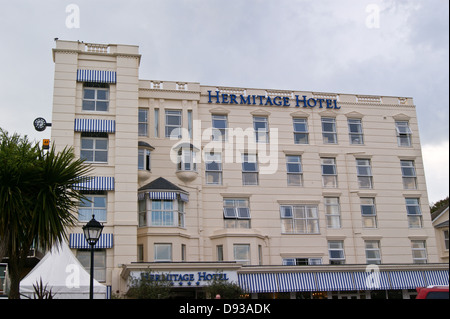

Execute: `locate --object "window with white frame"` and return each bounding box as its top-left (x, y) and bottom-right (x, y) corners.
top-left (177, 147), bottom-right (197, 171)
top-left (361, 197), bottom-right (378, 228)
top-left (286, 155), bottom-right (303, 186)
top-left (253, 116), bottom-right (269, 143)
top-left (395, 121), bottom-right (412, 147)
top-left (365, 240), bottom-right (381, 265)
top-left (321, 157), bottom-right (338, 188)
top-left (233, 244), bottom-right (251, 265)
top-left (293, 118), bottom-right (309, 144)
top-left (356, 159), bottom-right (373, 189)
top-left (165, 110), bottom-right (182, 138)
top-left (82, 83), bottom-right (109, 112)
top-left (212, 114), bottom-right (228, 141)
top-left (324, 197), bottom-right (341, 229)
top-left (328, 241), bottom-right (346, 265)
top-left (401, 160), bottom-right (417, 189)
top-left (78, 192), bottom-right (107, 222)
top-left (280, 205), bottom-right (319, 234)
top-left (138, 109), bottom-right (148, 136)
top-left (282, 257), bottom-right (322, 266)
top-left (143, 200), bottom-right (185, 228)
top-left (138, 199), bottom-right (146, 227)
top-left (77, 249), bottom-right (106, 281)
top-left (154, 243), bottom-right (172, 262)
top-left (223, 198), bottom-right (250, 229)
top-left (444, 230), bottom-right (449, 250)
top-left (80, 133), bottom-right (108, 163)
top-left (322, 117), bottom-right (337, 144)
top-left (348, 118), bottom-right (364, 144)
top-left (205, 152), bottom-right (222, 185)
top-left (138, 148), bottom-right (151, 171)
top-left (406, 198), bottom-right (423, 228)
top-left (411, 240), bottom-right (427, 264)
top-left (242, 154), bottom-right (258, 186)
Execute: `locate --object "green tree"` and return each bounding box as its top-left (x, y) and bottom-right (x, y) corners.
top-left (205, 277), bottom-right (244, 299)
top-left (125, 269), bottom-right (173, 299)
top-left (430, 196), bottom-right (449, 214)
top-left (0, 129), bottom-right (91, 299)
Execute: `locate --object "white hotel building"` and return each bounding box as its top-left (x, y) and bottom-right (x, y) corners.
top-left (49, 40), bottom-right (448, 299)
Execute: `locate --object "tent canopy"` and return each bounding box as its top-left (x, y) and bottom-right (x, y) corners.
top-left (20, 241), bottom-right (107, 299)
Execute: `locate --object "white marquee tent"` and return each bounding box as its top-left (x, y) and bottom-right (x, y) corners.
top-left (20, 241), bottom-right (107, 299)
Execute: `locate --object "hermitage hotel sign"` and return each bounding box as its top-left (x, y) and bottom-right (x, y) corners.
top-left (207, 90), bottom-right (341, 109)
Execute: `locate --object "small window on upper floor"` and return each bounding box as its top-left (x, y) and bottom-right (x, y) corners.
top-left (82, 83), bottom-right (109, 112)
top-left (395, 121), bottom-right (412, 147)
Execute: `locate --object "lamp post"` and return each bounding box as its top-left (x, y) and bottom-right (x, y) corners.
top-left (82, 214), bottom-right (104, 299)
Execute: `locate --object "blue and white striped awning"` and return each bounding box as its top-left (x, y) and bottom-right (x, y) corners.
top-left (74, 119), bottom-right (116, 133)
top-left (69, 233), bottom-right (113, 249)
top-left (389, 271), bottom-right (426, 289)
top-left (238, 273), bottom-right (278, 293)
top-left (278, 272), bottom-right (316, 292)
top-left (73, 176), bottom-right (115, 191)
top-left (353, 271), bottom-right (391, 290)
top-left (77, 69), bottom-right (117, 83)
top-left (316, 272), bottom-right (355, 291)
top-left (138, 192), bottom-right (189, 202)
top-left (424, 270), bottom-right (449, 286)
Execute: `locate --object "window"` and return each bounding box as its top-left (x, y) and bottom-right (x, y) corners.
top-left (154, 108), bottom-right (160, 137)
top-left (321, 158), bottom-right (337, 188)
top-left (280, 205), bottom-right (319, 234)
top-left (138, 109), bottom-right (148, 136)
top-left (217, 245), bottom-right (224, 262)
top-left (348, 119), bottom-right (364, 144)
top-left (165, 110), bottom-right (182, 138)
top-left (154, 243), bottom-right (172, 262)
top-left (322, 117), bottom-right (337, 144)
top-left (293, 118), bottom-right (309, 144)
top-left (188, 110), bottom-right (193, 138)
top-left (328, 241), bottom-right (345, 265)
top-left (406, 198), bottom-right (423, 228)
top-left (396, 121), bottom-right (412, 147)
top-left (233, 244), bottom-right (250, 265)
top-left (283, 258), bottom-right (322, 266)
top-left (223, 198), bottom-right (250, 229)
top-left (411, 241), bottom-right (427, 264)
top-left (365, 240), bottom-right (381, 264)
top-left (138, 199), bottom-right (147, 227)
top-left (79, 193), bottom-right (107, 222)
top-left (401, 160), bottom-right (417, 189)
top-left (205, 152), bottom-right (222, 185)
top-left (212, 115), bottom-right (228, 141)
top-left (361, 197), bottom-right (377, 228)
top-left (286, 155), bottom-right (303, 186)
top-left (253, 116), bottom-right (269, 143)
top-left (242, 154), bottom-right (258, 186)
top-left (324, 197), bottom-right (341, 229)
top-left (356, 159), bottom-right (373, 189)
top-left (444, 230), bottom-right (449, 250)
top-left (151, 200), bottom-right (174, 226)
top-left (80, 134), bottom-right (108, 163)
top-left (181, 244), bottom-right (186, 261)
top-left (177, 147), bottom-right (197, 171)
top-left (77, 249), bottom-right (106, 281)
top-left (82, 83), bottom-right (109, 112)
top-left (138, 149), bottom-right (151, 171)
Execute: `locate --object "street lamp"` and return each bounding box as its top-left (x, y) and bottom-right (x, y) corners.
top-left (82, 214), bottom-right (104, 299)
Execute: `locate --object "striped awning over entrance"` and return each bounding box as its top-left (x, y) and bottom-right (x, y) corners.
top-left (238, 270), bottom-right (449, 293)
top-left (138, 191), bottom-right (189, 202)
top-left (73, 176), bottom-right (115, 191)
top-left (77, 69), bottom-right (117, 83)
top-left (69, 233), bottom-right (113, 249)
top-left (74, 119), bottom-right (116, 133)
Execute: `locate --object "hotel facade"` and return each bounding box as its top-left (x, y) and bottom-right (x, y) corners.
top-left (49, 40), bottom-right (448, 299)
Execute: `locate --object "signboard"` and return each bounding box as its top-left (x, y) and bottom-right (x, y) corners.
top-left (129, 270), bottom-right (238, 287)
top-left (207, 90), bottom-right (341, 109)
top-left (43, 139), bottom-right (50, 150)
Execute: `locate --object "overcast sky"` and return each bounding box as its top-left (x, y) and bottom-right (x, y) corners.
top-left (0, 0), bottom-right (448, 204)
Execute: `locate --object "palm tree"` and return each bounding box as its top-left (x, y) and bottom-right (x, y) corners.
top-left (0, 129), bottom-right (91, 298)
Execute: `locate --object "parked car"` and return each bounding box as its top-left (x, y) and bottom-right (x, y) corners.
top-left (416, 286), bottom-right (449, 299)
